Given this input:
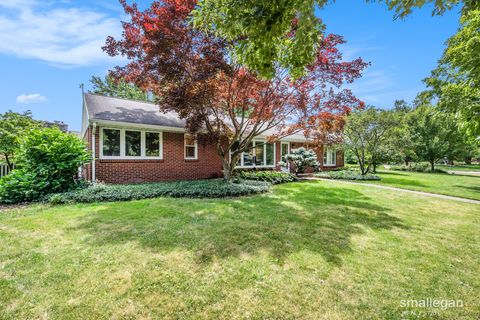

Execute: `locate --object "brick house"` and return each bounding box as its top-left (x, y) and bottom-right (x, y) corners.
top-left (81, 93), bottom-right (344, 184)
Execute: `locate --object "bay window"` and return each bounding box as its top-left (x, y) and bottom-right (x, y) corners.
top-left (100, 128), bottom-right (163, 159)
top-left (234, 141), bottom-right (275, 168)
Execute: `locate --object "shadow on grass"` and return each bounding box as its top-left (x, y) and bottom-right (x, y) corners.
top-left (72, 183), bottom-right (408, 266)
top-left (455, 185), bottom-right (480, 193)
top-left (377, 176), bottom-right (428, 187)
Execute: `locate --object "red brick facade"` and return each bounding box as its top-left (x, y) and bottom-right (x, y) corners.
top-left (82, 125), bottom-right (344, 184)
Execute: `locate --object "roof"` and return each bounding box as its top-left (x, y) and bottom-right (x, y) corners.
top-left (84, 93), bottom-right (185, 128)
top-left (84, 93), bottom-right (307, 142)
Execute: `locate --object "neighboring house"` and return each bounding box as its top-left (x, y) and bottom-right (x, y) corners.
top-left (81, 93), bottom-right (344, 183)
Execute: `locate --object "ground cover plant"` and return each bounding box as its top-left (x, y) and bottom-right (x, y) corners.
top-left (46, 179), bottom-right (271, 204)
top-left (235, 170), bottom-right (297, 184)
top-left (316, 170), bottom-right (381, 181)
top-left (1, 181), bottom-right (479, 319)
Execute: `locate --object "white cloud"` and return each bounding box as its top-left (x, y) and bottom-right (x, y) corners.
top-left (0, 0), bottom-right (123, 67)
top-left (16, 93), bottom-right (47, 103)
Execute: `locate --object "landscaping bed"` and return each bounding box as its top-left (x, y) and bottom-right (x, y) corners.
top-left (46, 179), bottom-right (272, 204)
top-left (315, 170), bottom-right (381, 181)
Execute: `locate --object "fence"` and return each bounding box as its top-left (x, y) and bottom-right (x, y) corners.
top-left (0, 163), bottom-right (13, 178)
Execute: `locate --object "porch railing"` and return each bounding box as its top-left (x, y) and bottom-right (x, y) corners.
top-left (0, 163), bottom-right (14, 178)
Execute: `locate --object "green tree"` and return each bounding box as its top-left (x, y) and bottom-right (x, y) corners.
top-left (0, 110), bottom-right (39, 170)
top-left (343, 107), bottom-right (397, 175)
top-left (192, 0), bottom-right (476, 79)
top-left (89, 75), bottom-right (150, 101)
top-left (423, 6), bottom-right (480, 137)
top-left (406, 105), bottom-right (460, 172)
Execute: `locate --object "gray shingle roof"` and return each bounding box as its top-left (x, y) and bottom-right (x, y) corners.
top-left (85, 93), bottom-right (185, 128)
top-left (84, 93), bottom-right (308, 141)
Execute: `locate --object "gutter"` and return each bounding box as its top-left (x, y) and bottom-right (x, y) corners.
top-left (91, 122), bottom-right (96, 182)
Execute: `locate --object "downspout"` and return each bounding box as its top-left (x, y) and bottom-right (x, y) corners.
top-left (91, 122), bottom-right (96, 182)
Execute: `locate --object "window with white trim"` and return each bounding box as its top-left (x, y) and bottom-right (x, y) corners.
top-left (102, 128), bottom-right (121, 157)
top-left (184, 134), bottom-right (198, 159)
top-left (100, 128), bottom-right (163, 159)
top-left (234, 140), bottom-right (275, 168)
top-left (323, 148), bottom-right (336, 166)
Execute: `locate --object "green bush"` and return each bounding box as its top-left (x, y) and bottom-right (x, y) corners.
top-left (0, 128), bottom-right (90, 204)
top-left (45, 179), bottom-right (271, 204)
top-left (389, 162), bottom-right (448, 173)
top-left (235, 170), bottom-right (297, 184)
top-left (316, 170), bottom-right (381, 181)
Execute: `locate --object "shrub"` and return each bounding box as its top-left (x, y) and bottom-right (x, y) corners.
top-left (0, 128), bottom-right (90, 204)
top-left (389, 162), bottom-right (448, 173)
top-left (45, 179), bottom-right (271, 204)
top-left (235, 170), bottom-right (297, 184)
top-left (316, 170), bottom-right (381, 181)
top-left (279, 147), bottom-right (319, 175)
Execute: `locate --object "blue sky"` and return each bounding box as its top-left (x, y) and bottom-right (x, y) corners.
top-left (0, 0), bottom-right (460, 131)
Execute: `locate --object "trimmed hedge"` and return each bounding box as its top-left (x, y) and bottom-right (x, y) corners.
top-left (389, 163), bottom-right (448, 173)
top-left (46, 179), bottom-right (271, 204)
top-left (235, 170), bottom-right (297, 184)
top-left (316, 170), bottom-right (381, 181)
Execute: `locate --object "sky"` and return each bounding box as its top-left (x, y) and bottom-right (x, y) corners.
top-left (0, 0), bottom-right (461, 132)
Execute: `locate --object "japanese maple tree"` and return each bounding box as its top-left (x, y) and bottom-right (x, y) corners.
top-left (104, 0), bottom-right (368, 180)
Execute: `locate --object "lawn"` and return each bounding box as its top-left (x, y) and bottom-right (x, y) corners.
top-left (436, 164), bottom-right (480, 172)
top-left (362, 170), bottom-right (480, 200)
top-left (1, 181), bottom-right (479, 319)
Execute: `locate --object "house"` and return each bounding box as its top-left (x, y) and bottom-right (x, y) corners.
top-left (81, 93), bottom-right (344, 183)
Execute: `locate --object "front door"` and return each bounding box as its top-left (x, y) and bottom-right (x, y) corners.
top-left (280, 142), bottom-right (290, 172)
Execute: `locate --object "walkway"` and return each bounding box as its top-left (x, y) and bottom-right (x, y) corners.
top-left (302, 177), bottom-right (480, 205)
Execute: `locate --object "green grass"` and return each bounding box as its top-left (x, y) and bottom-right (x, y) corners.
top-left (1, 181), bottom-right (479, 319)
top-left (436, 164), bottom-right (480, 172)
top-left (361, 170), bottom-right (480, 200)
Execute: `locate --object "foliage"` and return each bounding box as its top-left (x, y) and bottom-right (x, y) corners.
top-left (406, 105), bottom-right (462, 172)
top-left (389, 162), bottom-right (448, 173)
top-left (191, 0), bottom-right (475, 79)
top-left (46, 179), bottom-right (271, 204)
top-left (279, 147), bottom-right (319, 175)
top-left (343, 107), bottom-right (397, 175)
top-left (0, 128), bottom-right (90, 204)
top-left (235, 170), bottom-right (297, 184)
top-left (422, 5), bottom-right (480, 137)
top-left (316, 170), bottom-right (380, 181)
top-left (89, 75), bottom-right (150, 101)
top-left (0, 110), bottom-right (40, 170)
top-left (103, 0), bottom-right (367, 181)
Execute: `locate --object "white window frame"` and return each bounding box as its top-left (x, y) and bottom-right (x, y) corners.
top-left (323, 147), bottom-right (336, 166)
top-left (184, 133), bottom-right (198, 160)
top-left (100, 127), bottom-right (163, 160)
top-left (233, 140), bottom-right (276, 169)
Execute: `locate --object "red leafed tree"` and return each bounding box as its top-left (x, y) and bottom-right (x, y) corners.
top-left (104, 0), bottom-right (368, 180)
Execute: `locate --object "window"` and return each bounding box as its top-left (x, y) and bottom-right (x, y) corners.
top-left (184, 134), bottom-right (197, 159)
top-left (255, 142), bottom-right (264, 165)
top-left (125, 130), bottom-right (141, 157)
top-left (100, 128), bottom-right (163, 159)
top-left (266, 143), bottom-right (275, 166)
top-left (145, 132), bottom-right (161, 157)
top-left (323, 148), bottom-right (336, 166)
top-left (233, 140), bottom-right (275, 168)
top-left (102, 129), bottom-right (121, 156)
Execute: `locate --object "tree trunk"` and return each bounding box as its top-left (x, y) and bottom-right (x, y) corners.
top-left (465, 157), bottom-right (472, 165)
top-left (405, 158), bottom-right (409, 166)
top-left (222, 160), bottom-right (235, 182)
top-left (430, 159), bottom-right (435, 172)
top-left (4, 154), bottom-right (13, 171)
top-left (373, 163), bottom-right (377, 174)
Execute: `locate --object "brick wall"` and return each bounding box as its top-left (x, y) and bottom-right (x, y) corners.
top-left (82, 125), bottom-right (344, 183)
